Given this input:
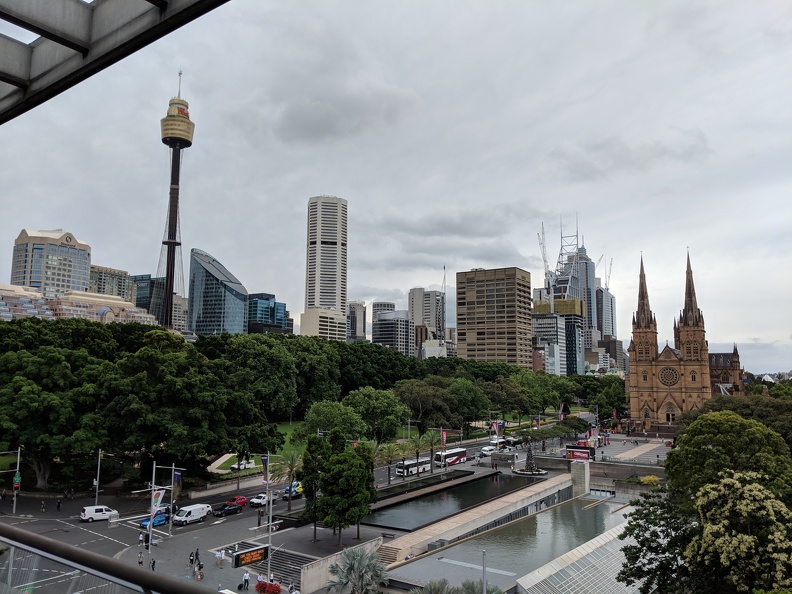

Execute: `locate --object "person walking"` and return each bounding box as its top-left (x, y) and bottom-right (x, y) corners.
top-left (215, 550), bottom-right (222, 566)
top-left (56, 499), bottom-right (62, 512)
top-left (138, 532), bottom-right (144, 547)
top-left (220, 548), bottom-right (225, 567)
top-left (1, 489), bottom-right (6, 501)
top-left (242, 570), bottom-right (250, 590)
top-left (189, 551), bottom-right (195, 567)
top-left (138, 551), bottom-right (144, 567)
top-left (195, 548), bottom-right (200, 566)
top-left (150, 558), bottom-right (156, 572)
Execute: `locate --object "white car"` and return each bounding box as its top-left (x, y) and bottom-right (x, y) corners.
top-left (80, 505), bottom-right (117, 522)
top-left (249, 493), bottom-right (270, 507)
top-left (480, 446), bottom-right (496, 456)
top-left (230, 459), bottom-right (256, 471)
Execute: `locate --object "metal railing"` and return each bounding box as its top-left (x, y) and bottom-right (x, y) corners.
top-left (0, 522), bottom-right (206, 593)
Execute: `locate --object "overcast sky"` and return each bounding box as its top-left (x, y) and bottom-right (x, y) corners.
top-left (1, 1), bottom-right (790, 374)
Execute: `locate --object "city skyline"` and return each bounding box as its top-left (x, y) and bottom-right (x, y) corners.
top-left (0, 1), bottom-right (789, 373)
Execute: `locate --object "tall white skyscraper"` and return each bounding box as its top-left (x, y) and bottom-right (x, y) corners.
top-left (408, 287), bottom-right (445, 338)
top-left (304, 196), bottom-right (347, 312)
top-left (302, 196), bottom-right (348, 341)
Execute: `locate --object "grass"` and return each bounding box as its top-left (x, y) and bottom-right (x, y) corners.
top-left (0, 455), bottom-right (17, 472)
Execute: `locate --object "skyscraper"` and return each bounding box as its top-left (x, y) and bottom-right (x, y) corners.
top-left (11, 229), bottom-right (91, 299)
top-left (302, 195), bottom-right (348, 341)
top-left (347, 300), bottom-right (367, 341)
top-left (187, 248), bottom-right (247, 336)
top-left (90, 265), bottom-right (135, 302)
top-left (372, 310), bottom-right (415, 357)
top-left (304, 195), bottom-right (347, 312)
top-left (408, 287), bottom-right (445, 338)
top-left (456, 267), bottom-right (533, 368)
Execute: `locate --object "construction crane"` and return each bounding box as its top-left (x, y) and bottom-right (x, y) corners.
top-left (605, 258), bottom-right (613, 290)
top-left (537, 223), bottom-right (557, 290)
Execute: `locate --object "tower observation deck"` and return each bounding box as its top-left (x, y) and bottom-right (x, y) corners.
top-left (155, 87), bottom-right (194, 329)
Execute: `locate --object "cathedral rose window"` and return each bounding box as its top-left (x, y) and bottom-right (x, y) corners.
top-left (659, 367), bottom-right (680, 386)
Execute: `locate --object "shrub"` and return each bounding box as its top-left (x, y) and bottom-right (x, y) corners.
top-left (639, 475), bottom-right (660, 486)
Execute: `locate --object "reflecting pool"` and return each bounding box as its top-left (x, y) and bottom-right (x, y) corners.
top-left (387, 498), bottom-right (632, 590)
top-left (366, 473), bottom-right (542, 531)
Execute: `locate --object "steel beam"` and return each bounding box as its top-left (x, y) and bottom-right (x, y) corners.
top-left (0, 0), bottom-right (232, 126)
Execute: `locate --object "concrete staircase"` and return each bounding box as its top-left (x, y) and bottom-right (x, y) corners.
top-left (377, 545), bottom-right (400, 566)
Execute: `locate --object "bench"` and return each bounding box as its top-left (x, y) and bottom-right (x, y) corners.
top-left (381, 532), bottom-right (396, 539)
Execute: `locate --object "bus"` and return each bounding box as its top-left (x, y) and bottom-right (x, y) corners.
top-left (434, 447), bottom-right (468, 467)
top-left (395, 457), bottom-right (431, 476)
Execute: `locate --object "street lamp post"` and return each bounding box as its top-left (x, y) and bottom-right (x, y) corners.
top-left (94, 449), bottom-right (102, 506)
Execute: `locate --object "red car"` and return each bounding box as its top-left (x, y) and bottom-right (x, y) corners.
top-left (226, 495), bottom-right (248, 506)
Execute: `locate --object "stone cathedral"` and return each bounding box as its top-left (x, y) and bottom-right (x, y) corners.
top-left (627, 254), bottom-right (743, 431)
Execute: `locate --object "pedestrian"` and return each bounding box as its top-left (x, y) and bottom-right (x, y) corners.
top-left (40, 500), bottom-right (46, 513)
top-left (1, 489), bottom-right (6, 501)
top-left (257, 574), bottom-right (265, 584)
top-left (288, 582), bottom-right (295, 593)
top-left (215, 550), bottom-right (222, 566)
top-left (56, 499), bottom-right (61, 512)
top-left (138, 551), bottom-right (144, 567)
top-left (189, 551), bottom-right (195, 566)
top-left (195, 548), bottom-right (200, 565)
top-left (270, 571), bottom-right (275, 582)
top-left (220, 548), bottom-right (226, 567)
top-left (138, 532), bottom-right (144, 547)
top-left (150, 558), bottom-right (156, 572)
top-left (242, 570), bottom-right (250, 590)
top-left (217, 583), bottom-right (222, 592)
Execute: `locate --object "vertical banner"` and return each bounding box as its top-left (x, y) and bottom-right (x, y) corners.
top-left (151, 489), bottom-right (166, 517)
top-left (173, 471), bottom-right (182, 503)
top-left (441, 430), bottom-right (447, 445)
top-left (559, 404), bottom-right (565, 422)
top-left (491, 421), bottom-right (499, 435)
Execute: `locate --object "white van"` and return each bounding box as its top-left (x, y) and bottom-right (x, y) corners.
top-left (172, 503), bottom-right (212, 526)
top-left (80, 505), bottom-right (117, 522)
top-left (489, 436), bottom-right (506, 447)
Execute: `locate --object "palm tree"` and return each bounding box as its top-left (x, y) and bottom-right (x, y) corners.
top-left (408, 433), bottom-right (428, 478)
top-left (408, 579), bottom-right (457, 594)
top-left (423, 430), bottom-right (443, 474)
top-left (269, 450), bottom-right (303, 512)
top-left (379, 442), bottom-right (405, 485)
top-left (326, 546), bottom-right (389, 594)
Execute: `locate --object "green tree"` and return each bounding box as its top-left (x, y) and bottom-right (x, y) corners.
top-left (291, 401), bottom-right (368, 444)
top-left (407, 433), bottom-right (428, 478)
top-left (664, 411), bottom-right (792, 513)
top-left (0, 347), bottom-right (112, 488)
top-left (342, 387), bottom-right (411, 442)
top-left (301, 434), bottom-right (331, 541)
top-left (277, 335), bottom-right (342, 415)
top-left (447, 377), bottom-right (490, 434)
top-left (617, 488), bottom-right (698, 594)
top-left (424, 430), bottom-right (443, 474)
top-left (270, 450), bottom-right (304, 512)
top-left (408, 579), bottom-right (456, 594)
top-left (394, 377), bottom-right (458, 434)
top-left (326, 546), bottom-right (389, 594)
top-left (685, 471), bottom-right (792, 593)
top-left (318, 444), bottom-right (372, 545)
top-left (379, 442), bottom-right (405, 485)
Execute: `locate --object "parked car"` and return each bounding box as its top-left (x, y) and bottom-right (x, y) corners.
top-left (230, 459), bottom-right (256, 471)
top-left (226, 495), bottom-right (248, 506)
top-left (140, 510), bottom-right (170, 529)
top-left (282, 481), bottom-right (303, 500)
top-left (249, 493), bottom-right (270, 507)
top-left (148, 502), bottom-right (176, 515)
top-left (79, 505), bottom-right (117, 523)
top-left (213, 503), bottom-right (243, 517)
top-left (480, 446), bottom-right (496, 456)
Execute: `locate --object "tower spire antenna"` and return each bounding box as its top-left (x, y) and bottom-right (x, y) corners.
top-left (177, 68), bottom-right (182, 98)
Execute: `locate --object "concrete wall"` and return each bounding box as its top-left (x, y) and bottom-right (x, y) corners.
top-left (535, 457), bottom-right (665, 481)
top-left (301, 539), bottom-right (382, 594)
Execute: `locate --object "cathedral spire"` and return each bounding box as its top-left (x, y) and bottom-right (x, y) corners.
top-left (634, 256), bottom-right (656, 330)
top-left (679, 252), bottom-right (704, 327)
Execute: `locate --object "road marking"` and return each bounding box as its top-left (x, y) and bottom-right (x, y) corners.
top-left (15, 569), bottom-right (80, 588)
top-left (437, 557), bottom-right (516, 576)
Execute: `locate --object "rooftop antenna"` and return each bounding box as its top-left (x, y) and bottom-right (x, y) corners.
top-left (177, 68), bottom-right (182, 98)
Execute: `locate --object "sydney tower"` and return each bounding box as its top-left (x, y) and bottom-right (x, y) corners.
top-left (157, 79), bottom-right (194, 328)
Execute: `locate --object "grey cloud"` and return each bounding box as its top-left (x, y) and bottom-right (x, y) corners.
top-left (272, 85), bottom-right (418, 143)
top-left (546, 128), bottom-right (713, 182)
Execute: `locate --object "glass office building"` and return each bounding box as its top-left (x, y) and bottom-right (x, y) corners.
top-left (187, 248), bottom-right (247, 335)
top-left (248, 292), bottom-right (291, 333)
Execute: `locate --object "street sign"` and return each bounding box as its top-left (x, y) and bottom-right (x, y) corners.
top-left (13, 472), bottom-right (21, 490)
top-left (233, 545), bottom-right (268, 568)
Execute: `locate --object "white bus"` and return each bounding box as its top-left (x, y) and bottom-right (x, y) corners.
top-left (395, 457), bottom-right (431, 476)
top-left (434, 447), bottom-right (468, 467)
